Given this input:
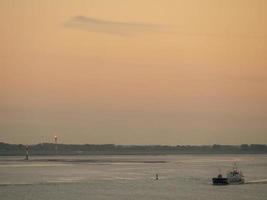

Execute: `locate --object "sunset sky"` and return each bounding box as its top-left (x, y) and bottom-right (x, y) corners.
top-left (1, 0), bottom-right (267, 145)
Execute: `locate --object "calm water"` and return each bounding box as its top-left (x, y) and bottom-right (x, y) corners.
top-left (0, 155), bottom-right (266, 200)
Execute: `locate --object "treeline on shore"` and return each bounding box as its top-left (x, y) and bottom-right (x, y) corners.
top-left (0, 143), bottom-right (267, 155)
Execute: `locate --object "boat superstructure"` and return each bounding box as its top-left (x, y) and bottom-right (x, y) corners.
top-left (226, 166), bottom-right (245, 184)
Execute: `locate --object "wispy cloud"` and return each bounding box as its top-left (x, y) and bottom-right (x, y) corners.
top-left (64, 16), bottom-right (164, 36)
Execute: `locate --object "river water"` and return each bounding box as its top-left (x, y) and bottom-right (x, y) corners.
top-left (0, 154), bottom-right (266, 200)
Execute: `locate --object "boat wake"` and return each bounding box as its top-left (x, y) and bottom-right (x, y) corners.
top-left (245, 179), bottom-right (267, 184)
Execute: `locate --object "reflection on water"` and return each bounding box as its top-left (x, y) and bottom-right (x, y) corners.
top-left (0, 155), bottom-right (267, 200)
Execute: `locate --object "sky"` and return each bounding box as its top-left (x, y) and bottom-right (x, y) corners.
top-left (1, 0), bottom-right (267, 145)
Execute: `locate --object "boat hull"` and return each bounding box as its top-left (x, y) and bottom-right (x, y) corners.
top-left (227, 178), bottom-right (245, 184)
top-left (212, 177), bottom-right (229, 185)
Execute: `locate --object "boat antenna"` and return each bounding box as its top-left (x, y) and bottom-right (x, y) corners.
top-left (233, 162), bottom-right (238, 170)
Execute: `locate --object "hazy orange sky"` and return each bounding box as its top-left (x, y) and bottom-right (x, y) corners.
top-left (1, 0), bottom-right (267, 145)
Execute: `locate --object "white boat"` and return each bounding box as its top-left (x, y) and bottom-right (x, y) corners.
top-left (226, 165), bottom-right (245, 184)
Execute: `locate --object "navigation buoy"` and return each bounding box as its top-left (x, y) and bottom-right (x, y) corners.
top-left (155, 173), bottom-right (159, 180)
top-left (25, 145), bottom-right (29, 160)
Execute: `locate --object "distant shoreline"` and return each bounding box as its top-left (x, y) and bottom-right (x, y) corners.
top-left (1, 143), bottom-right (267, 156)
